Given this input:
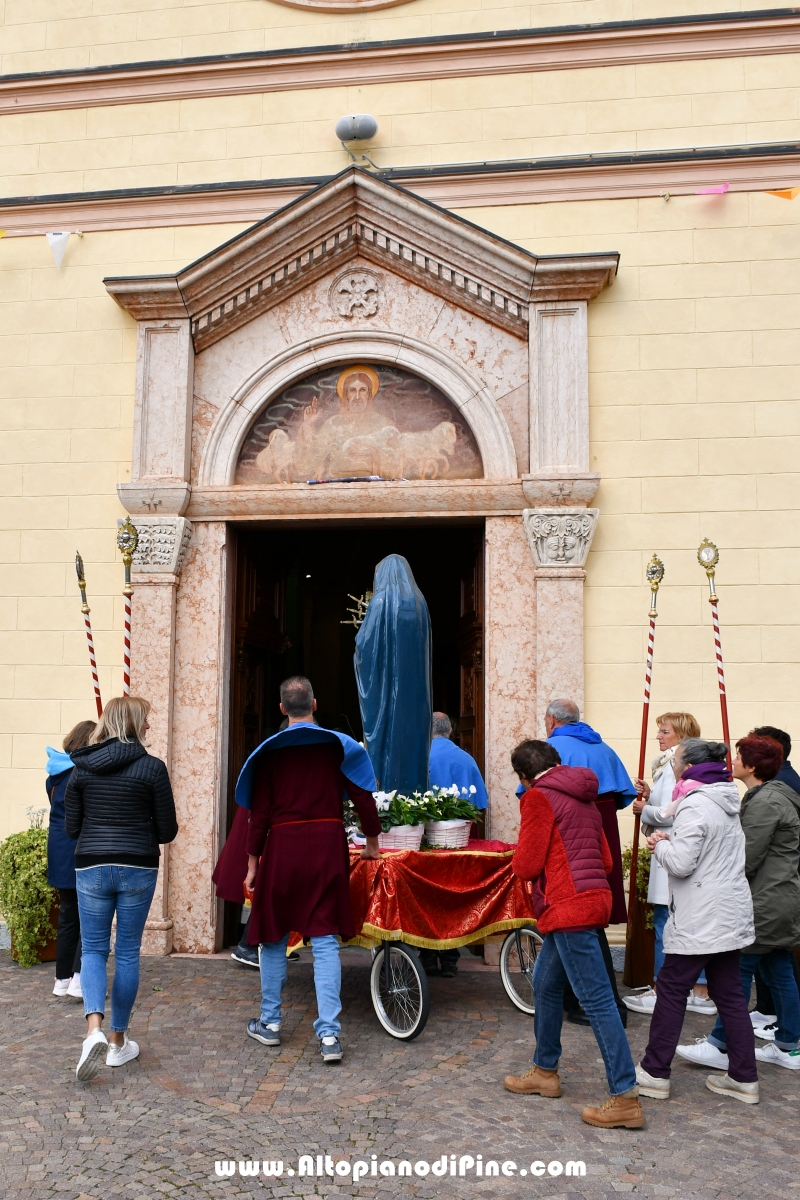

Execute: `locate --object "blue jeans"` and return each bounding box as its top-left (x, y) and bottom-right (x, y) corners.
top-left (259, 934), bottom-right (342, 1039)
top-left (75, 865), bottom-right (158, 1033)
top-left (653, 904), bottom-right (706, 985)
top-left (532, 930), bottom-right (636, 1095)
top-left (708, 949), bottom-right (800, 1053)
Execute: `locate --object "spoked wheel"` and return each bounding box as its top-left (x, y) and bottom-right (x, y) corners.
top-left (370, 941), bottom-right (430, 1040)
top-left (500, 926), bottom-right (543, 1015)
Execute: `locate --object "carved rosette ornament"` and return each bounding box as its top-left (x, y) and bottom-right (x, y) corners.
top-left (329, 269), bottom-right (381, 319)
top-left (116, 517), bottom-right (193, 576)
top-left (522, 508), bottom-right (599, 569)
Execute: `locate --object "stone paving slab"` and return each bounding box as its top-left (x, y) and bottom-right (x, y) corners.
top-left (1, 948), bottom-right (798, 1200)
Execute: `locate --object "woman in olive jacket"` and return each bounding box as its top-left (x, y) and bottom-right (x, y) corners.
top-left (65, 696), bottom-right (178, 1082)
top-left (703, 735), bottom-right (800, 1072)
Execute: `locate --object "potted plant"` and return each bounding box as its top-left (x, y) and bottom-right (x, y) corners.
top-left (423, 785), bottom-right (482, 848)
top-left (0, 807), bottom-right (58, 967)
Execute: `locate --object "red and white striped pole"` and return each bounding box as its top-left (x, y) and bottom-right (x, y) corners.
top-left (629, 554), bottom-right (665, 922)
top-left (698, 539), bottom-right (731, 767)
top-left (116, 518), bottom-right (139, 697)
top-left (75, 552), bottom-right (103, 718)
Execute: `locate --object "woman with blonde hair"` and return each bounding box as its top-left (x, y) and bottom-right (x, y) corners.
top-left (626, 711), bottom-right (716, 1016)
top-left (65, 696), bottom-right (178, 1081)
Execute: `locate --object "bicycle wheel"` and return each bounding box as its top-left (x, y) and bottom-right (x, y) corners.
top-left (369, 942), bottom-right (430, 1040)
top-left (500, 926), bottom-right (542, 1015)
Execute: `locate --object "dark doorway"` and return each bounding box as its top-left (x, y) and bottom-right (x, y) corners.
top-left (223, 520), bottom-right (484, 942)
top-left (229, 521), bottom-right (484, 763)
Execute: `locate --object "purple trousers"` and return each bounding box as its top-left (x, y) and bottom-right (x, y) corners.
top-left (641, 949), bottom-right (757, 1083)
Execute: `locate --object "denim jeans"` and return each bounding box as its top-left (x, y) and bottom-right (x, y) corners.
top-left (708, 948), bottom-right (800, 1052)
top-left (75, 865), bottom-right (158, 1033)
top-left (532, 930), bottom-right (636, 1095)
top-left (259, 934), bottom-right (342, 1039)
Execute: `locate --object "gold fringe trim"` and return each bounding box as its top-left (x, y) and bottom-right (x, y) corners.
top-left (352, 917), bottom-right (537, 951)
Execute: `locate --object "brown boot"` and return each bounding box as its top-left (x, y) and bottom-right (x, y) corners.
top-left (581, 1088), bottom-right (645, 1128)
top-left (503, 1065), bottom-right (561, 1097)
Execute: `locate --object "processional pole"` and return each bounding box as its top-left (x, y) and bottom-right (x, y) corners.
top-left (116, 517), bottom-right (139, 696)
top-left (624, 553), bottom-right (664, 987)
top-left (697, 538), bottom-right (731, 767)
top-left (75, 551), bottom-right (103, 718)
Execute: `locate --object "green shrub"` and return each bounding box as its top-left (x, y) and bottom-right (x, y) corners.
top-left (621, 842), bottom-right (654, 931)
top-left (0, 809), bottom-right (57, 967)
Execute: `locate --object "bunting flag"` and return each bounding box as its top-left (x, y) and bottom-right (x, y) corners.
top-left (45, 231), bottom-right (71, 268)
top-left (767, 187), bottom-right (800, 200)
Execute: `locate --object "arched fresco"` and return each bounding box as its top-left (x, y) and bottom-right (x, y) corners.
top-left (235, 362), bottom-right (484, 484)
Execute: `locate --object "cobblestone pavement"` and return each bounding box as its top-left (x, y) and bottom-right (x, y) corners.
top-left (1, 947), bottom-right (799, 1200)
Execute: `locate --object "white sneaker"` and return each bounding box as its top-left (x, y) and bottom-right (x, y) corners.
top-left (106, 1034), bottom-right (140, 1068)
top-left (676, 1038), bottom-right (729, 1069)
top-left (705, 1073), bottom-right (759, 1105)
top-left (636, 1064), bottom-right (670, 1099)
top-left (53, 978), bottom-right (71, 997)
top-left (76, 1028), bottom-right (108, 1081)
top-left (755, 1043), bottom-right (800, 1070)
top-left (624, 988), bottom-right (657, 1014)
top-left (755, 1022), bottom-right (777, 1042)
top-left (686, 992), bottom-right (718, 1016)
top-left (750, 1010), bottom-right (777, 1028)
top-left (66, 974), bottom-right (83, 1000)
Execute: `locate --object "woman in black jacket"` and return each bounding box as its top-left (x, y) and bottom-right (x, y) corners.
top-left (65, 695), bottom-right (178, 1081)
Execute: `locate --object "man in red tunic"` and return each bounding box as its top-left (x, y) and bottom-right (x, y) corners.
top-left (240, 676), bottom-right (381, 1063)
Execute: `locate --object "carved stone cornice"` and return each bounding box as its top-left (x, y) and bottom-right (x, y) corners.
top-left (104, 167), bottom-right (617, 348)
top-left (2, 12), bottom-right (799, 117)
top-left (9, 144), bottom-right (798, 239)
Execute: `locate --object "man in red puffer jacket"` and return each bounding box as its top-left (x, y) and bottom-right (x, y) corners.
top-left (503, 739), bottom-right (645, 1130)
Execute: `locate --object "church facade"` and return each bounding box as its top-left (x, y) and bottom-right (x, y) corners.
top-left (2, 1), bottom-right (799, 953)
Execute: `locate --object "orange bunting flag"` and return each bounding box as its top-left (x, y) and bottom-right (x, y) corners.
top-left (766, 187), bottom-right (800, 200)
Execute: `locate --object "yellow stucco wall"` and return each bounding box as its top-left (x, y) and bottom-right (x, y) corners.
top-left (3, 53), bottom-right (800, 195)
top-left (2, 0), bottom-right (799, 841)
top-left (1, 0), bottom-right (777, 74)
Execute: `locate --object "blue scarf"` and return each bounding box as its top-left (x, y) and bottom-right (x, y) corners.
top-left (235, 722), bottom-right (377, 810)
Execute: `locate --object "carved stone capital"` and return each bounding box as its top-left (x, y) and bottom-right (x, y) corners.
top-left (521, 473), bottom-right (600, 507)
top-left (117, 516), bottom-right (193, 576)
top-left (117, 481), bottom-right (191, 515)
top-left (523, 507), bottom-right (599, 568)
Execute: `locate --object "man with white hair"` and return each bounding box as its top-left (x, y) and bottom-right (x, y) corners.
top-left (545, 698), bottom-right (635, 1028)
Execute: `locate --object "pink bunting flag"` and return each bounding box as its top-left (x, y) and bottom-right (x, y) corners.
top-left (695, 183), bottom-right (729, 195)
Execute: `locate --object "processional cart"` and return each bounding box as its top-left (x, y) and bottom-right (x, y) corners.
top-left (315, 843), bottom-right (541, 1040)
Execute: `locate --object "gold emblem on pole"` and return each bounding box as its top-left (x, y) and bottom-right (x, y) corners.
top-left (116, 516), bottom-right (139, 596)
top-left (645, 553), bottom-right (665, 616)
top-left (697, 537), bottom-right (719, 602)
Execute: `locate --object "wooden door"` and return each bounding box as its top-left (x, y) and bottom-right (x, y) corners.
top-left (456, 533), bottom-right (484, 776)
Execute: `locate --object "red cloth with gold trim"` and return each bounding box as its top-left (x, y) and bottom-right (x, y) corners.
top-left (337, 841), bottom-right (534, 949)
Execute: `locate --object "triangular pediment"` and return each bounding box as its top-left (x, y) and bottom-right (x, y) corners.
top-left (105, 168), bottom-right (617, 350)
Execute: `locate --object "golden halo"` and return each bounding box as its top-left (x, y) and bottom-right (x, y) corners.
top-left (336, 364), bottom-right (380, 400)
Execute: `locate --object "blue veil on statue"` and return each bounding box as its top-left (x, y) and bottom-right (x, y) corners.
top-left (354, 554), bottom-right (432, 794)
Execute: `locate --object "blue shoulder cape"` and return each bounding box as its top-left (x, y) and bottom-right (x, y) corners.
top-left (548, 723), bottom-right (636, 804)
top-left (46, 746), bottom-right (74, 776)
top-left (234, 723), bottom-right (377, 810)
top-left (428, 737), bottom-right (488, 809)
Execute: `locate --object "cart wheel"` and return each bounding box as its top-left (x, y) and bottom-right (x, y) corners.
top-left (370, 942), bottom-right (430, 1040)
top-left (500, 926), bottom-right (543, 1015)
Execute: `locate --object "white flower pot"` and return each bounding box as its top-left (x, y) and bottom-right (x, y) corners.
top-left (378, 823), bottom-right (425, 851)
top-left (424, 818), bottom-right (472, 849)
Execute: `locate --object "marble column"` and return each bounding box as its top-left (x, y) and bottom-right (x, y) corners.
top-left (126, 515), bottom-right (193, 955)
top-left (170, 521), bottom-right (231, 954)
top-left (483, 516), bottom-right (538, 844)
top-left (522, 508), bottom-right (599, 736)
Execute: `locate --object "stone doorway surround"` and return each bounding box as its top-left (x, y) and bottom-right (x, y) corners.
top-left (105, 168), bottom-right (618, 953)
